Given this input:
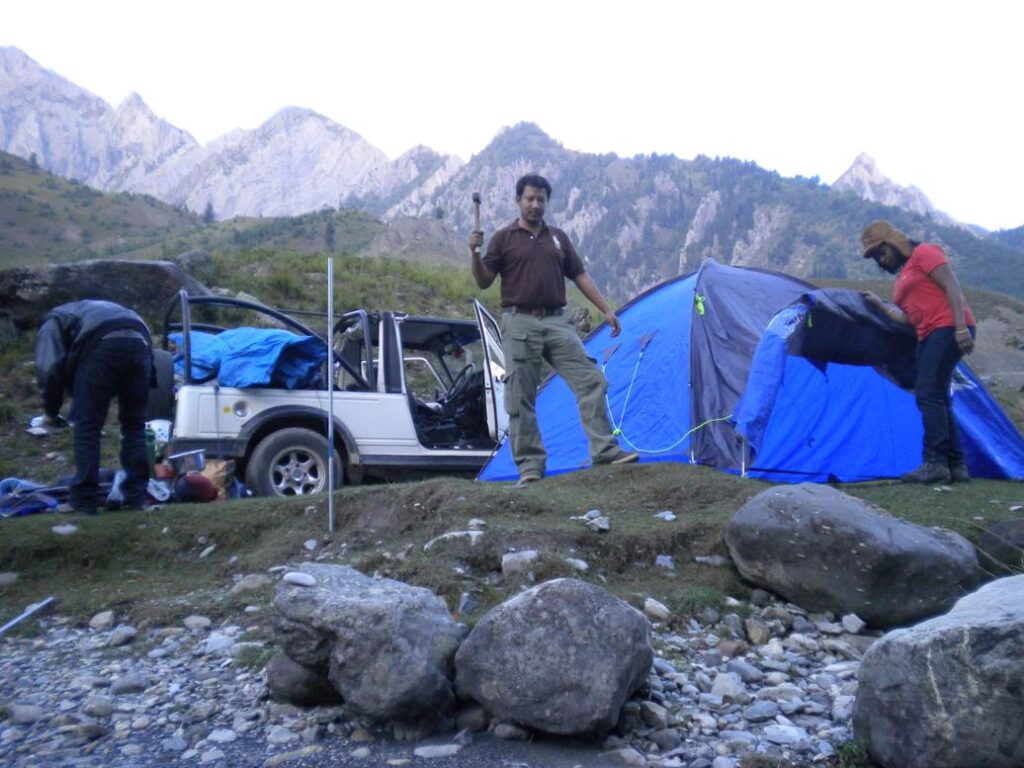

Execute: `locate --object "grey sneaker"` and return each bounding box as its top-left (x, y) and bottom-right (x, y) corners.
top-left (610, 451), bottom-right (640, 465)
top-left (901, 462), bottom-right (952, 484)
top-left (515, 472), bottom-right (542, 487)
top-left (949, 463), bottom-right (971, 483)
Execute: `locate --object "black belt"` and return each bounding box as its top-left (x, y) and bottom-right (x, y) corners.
top-left (504, 306), bottom-right (564, 317)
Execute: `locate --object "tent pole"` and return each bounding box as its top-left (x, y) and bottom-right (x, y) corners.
top-left (326, 255), bottom-right (335, 533)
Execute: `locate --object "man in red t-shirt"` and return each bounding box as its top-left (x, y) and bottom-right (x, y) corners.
top-left (860, 220), bottom-right (975, 483)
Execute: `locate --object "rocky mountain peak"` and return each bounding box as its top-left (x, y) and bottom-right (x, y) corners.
top-left (833, 152), bottom-right (953, 225)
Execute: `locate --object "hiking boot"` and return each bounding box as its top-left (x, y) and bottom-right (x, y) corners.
top-left (611, 451), bottom-right (640, 465)
top-left (515, 472), bottom-right (542, 487)
top-left (949, 463), bottom-right (971, 483)
top-left (900, 462), bottom-right (952, 484)
top-left (597, 451), bottom-right (640, 466)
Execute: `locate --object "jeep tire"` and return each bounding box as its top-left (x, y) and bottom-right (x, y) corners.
top-left (246, 427), bottom-right (342, 497)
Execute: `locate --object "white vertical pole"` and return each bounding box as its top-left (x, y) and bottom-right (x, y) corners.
top-left (327, 256), bottom-right (335, 532)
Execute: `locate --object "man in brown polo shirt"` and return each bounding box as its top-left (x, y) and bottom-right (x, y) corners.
top-left (469, 173), bottom-right (639, 484)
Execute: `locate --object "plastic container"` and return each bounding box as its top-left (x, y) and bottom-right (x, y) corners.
top-left (145, 428), bottom-right (157, 477)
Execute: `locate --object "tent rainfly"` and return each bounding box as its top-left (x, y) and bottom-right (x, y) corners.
top-left (478, 259), bottom-right (1024, 483)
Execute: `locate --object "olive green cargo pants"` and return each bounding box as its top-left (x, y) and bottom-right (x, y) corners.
top-left (501, 310), bottom-right (624, 478)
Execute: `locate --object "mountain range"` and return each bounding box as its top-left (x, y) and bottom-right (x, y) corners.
top-left (2, 45), bottom-right (1022, 302)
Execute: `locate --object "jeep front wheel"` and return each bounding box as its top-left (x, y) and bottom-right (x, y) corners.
top-left (246, 428), bottom-right (342, 497)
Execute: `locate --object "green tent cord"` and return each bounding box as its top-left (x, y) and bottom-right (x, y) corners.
top-left (603, 351), bottom-right (732, 454)
top-left (695, 293), bottom-right (706, 316)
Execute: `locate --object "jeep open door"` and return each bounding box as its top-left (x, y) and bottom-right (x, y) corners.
top-left (472, 300), bottom-right (507, 441)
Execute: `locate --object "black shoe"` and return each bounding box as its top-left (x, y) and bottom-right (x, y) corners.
top-left (949, 463), bottom-right (971, 483)
top-left (901, 462), bottom-right (952, 484)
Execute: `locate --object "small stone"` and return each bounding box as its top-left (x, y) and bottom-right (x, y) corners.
top-left (710, 672), bottom-right (746, 701)
top-left (653, 510), bottom-right (676, 521)
top-left (639, 701), bottom-right (668, 729)
top-left (303, 538), bottom-right (318, 551)
top-left (198, 544), bottom-right (217, 558)
top-left (82, 696), bottom-right (113, 718)
top-left (107, 625), bottom-right (137, 647)
top-left (0, 572), bottom-right (17, 586)
top-left (492, 722), bottom-right (531, 740)
top-left (184, 614), bottom-right (212, 631)
top-left (71, 722), bottom-right (107, 741)
top-left (585, 516), bottom-right (611, 532)
top-left (743, 699), bottom-right (780, 721)
top-left (467, 518), bottom-right (487, 530)
top-left (283, 571), bottom-right (317, 587)
top-left (564, 557), bottom-right (589, 572)
top-left (51, 523), bottom-right (78, 535)
top-left (694, 555), bottom-right (729, 567)
top-left (744, 616), bottom-right (771, 645)
top-left (351, 746), bottom-right (372, 758)
top-left (763, 724), bottom-right (810, 745)
top-left (89, 610), bottom-right (115, 630)
top-left (644, 597), bottom-right (671, 621)
top-left (267, 724), bottom-right (298, 745)
top-left (8, 704), bottom-right (44, 724)
top-left (654, 554), bottom-right (675, 571)
top-left (602, 747), bottom-right (647, 766)
top-left (110, 672), bottom-right (149, 695)
top-left (229, 574), bottom-right (272, 594)
top-left (203, 633), bottom-right (235, 655)
top-left (199, 747), bottom-right (226, 763)
top-left (161, 737), bottom-right (189, 752)
top-left (841, 613), bottom-right (867, 634)
top-left (208, 728), bottom-right (237, 743)
top-left (501, 550), bottom-right (539, 574)
top-left (413, 744), bottom-right (463, 758)
top-left (725, 658), bottom-right (764, 684)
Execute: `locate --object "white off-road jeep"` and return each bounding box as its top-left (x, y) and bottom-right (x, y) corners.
top-left (156, 292), bottom-right (507, 496)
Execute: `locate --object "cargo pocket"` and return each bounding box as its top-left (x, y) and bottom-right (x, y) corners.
top-left (502, 332), bottom-right (529, 417)
top-left (502, 370), bottom-right (519, 417)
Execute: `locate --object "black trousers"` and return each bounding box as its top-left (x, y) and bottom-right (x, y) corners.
top-left (914, 327), bottom-right (970, 465)
top-left (69, 338), bottom-right (152, 512)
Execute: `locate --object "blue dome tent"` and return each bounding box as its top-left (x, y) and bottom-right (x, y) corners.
top-left (478, 260), bottom-right (1024, 483)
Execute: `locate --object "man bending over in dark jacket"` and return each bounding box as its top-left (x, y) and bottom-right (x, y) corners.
top-left (35, 300), bottom-right (153, 514)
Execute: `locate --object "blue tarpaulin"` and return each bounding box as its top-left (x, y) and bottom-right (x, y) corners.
top-left (170, 329), bottom-right (327, 389)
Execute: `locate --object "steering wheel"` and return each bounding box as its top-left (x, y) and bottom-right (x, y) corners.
top-left (442, 363), bottom-right (476, 403)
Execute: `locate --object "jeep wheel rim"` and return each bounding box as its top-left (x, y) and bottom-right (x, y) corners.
top-left (269, 448), bottom-right (324, 495)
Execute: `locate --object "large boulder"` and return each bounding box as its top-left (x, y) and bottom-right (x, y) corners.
top-left (270, 563), bottom-right (467, 723)
top-left (724, 484), bottom-right (978, 627)
top-left (976, 518), bottom-right (1024, 576)
top-left (0, 258), bottom-right (211, 329)
top-left (853, 575), bottom-right (1024, 768)
top-left (454, 578), bottom-right (652, 735)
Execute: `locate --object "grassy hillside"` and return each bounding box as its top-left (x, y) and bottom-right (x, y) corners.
top-left (0, 151), bottom-right (199, 267)
top-left (0, 151), bottom-right (457, 270)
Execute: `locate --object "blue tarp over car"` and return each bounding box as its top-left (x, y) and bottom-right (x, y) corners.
top-left (170, 328), bottom-right (327, 389)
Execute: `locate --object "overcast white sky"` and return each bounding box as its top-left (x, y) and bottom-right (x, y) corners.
top-left (4, 1), bottom-right (1021, 230)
